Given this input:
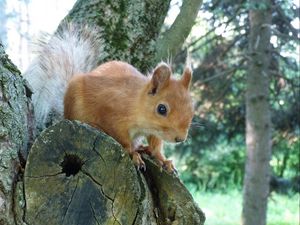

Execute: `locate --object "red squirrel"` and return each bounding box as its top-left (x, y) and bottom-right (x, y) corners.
top-left (24, 25), bottom-right (194, 172)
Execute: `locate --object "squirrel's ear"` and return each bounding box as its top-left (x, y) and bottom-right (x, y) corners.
top-left (149, 62), bottom-right (171, 95)
top-left (181, 67), bottom-right (192, 90)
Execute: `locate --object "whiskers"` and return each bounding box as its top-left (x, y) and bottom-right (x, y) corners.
top-left (191, 121), bottom-right (205, 129)
top-left (184, 133), bottom-right (193, 145)
top-left (182, 121), bottom-right (206, 143)
top-left (173, 121), bottom-right (205, 145)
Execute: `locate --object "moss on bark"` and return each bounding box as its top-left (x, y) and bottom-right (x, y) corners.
top-left (62, 0), bottom-right (171, 72)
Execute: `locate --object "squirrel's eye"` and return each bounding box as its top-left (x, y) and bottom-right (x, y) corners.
top-left (157, 104), bottom-right (167, 116)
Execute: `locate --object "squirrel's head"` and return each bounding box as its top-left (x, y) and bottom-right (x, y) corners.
top-left (141, 62), bottom-right (194, 143)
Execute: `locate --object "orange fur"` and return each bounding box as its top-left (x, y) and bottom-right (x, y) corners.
top-left (64, 60), bottom-right (194, 172)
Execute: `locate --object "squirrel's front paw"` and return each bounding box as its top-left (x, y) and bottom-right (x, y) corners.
top-left (135, 145), bottom-right (152, 155)
top-left (131, 152), bottom-right (146, 171)
top-left (162, 160), bottom-right (178, 174)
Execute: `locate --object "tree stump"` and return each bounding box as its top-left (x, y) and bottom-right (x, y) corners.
top-left (24, 120), bottom-right (205, 225)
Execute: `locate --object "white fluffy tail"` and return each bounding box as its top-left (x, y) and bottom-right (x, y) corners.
top-left (24, 24), bottom-right (104, 129)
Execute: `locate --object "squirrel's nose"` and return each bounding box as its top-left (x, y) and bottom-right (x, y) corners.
top-left (175, 137), bottom-right (185, 143)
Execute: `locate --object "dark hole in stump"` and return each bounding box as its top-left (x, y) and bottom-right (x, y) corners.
top-left (60, 154), bottom-right (83, 177)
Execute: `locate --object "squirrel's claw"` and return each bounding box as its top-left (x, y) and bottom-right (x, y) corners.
top-left (138, 163), bottom-right (146, 172)
top-left (132, 152), bottom-right (146, 171)
top-left (162, 160), bottom-right (178, 175)
top-left (162, 160), bottom-right (177, 175)
top-left (172, 167), bottom-right (178, 176)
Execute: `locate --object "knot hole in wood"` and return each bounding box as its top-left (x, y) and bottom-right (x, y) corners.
top-left (60, 153), bottom-right (83, 177)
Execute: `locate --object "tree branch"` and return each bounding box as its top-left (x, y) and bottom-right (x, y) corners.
top-left (275, 5), bottom-right (299, 40)
top-left (155, 0), bottom-right (203, 62)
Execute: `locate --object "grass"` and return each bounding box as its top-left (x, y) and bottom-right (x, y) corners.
top-left (190, 189), bottom-right (299, 225)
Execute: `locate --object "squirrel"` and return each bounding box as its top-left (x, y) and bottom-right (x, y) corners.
top-left (24, 24), bottom-right (194, 173)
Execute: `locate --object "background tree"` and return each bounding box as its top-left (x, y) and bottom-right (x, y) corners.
top-left (242, 0), bottom-right (272, 225)
top-left (170, 0), bottom-right (299, 193)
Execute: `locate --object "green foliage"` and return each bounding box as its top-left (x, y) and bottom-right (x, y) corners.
top-left (169, 0), bottom-right (299, 191)
top-left (272, 134), bottom-right (300, 178)
top-left (166, 135), bottom-right (246, 191)
top-left (244, 2), bottom-right (270, 11)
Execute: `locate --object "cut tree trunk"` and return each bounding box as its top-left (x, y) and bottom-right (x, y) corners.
top-left (24, 120), bottom-right (205, 225)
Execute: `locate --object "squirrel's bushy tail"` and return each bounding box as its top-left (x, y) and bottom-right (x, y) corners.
top-left (24, 24), bottom-right (104, 129)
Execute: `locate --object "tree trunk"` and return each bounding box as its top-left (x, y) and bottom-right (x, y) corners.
top-left (0, 42), bottom-right (35, 224)
top-left (242, 1), bottom-right (272, 225)
top-left (61, 0), bottom-right (172, 73)
top-left (61, 0), bottom-right (202, 72)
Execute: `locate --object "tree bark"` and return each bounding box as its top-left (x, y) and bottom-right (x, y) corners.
top-left (242, 1), bottom-right (272, 225)
top-left (0, 42), bottom-right (35, 224)
top-left (61, 0), bottom-right (202, 72)
top-left (62, 0), bottom-right (171, 73)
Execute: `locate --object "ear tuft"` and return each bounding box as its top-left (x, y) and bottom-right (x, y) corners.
top-left (181, 67), bottom-right (192, 89)
top-left (149, 62), bottom-right (171, 95)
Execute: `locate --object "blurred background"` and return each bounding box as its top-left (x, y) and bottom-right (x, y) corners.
top-left (1, 0), bottom-right (299, 224)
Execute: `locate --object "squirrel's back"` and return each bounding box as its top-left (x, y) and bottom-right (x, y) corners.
top-left (64, 60), bottom-right (148, 128)
top-left (24, 24), bottom-right (104, 129)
